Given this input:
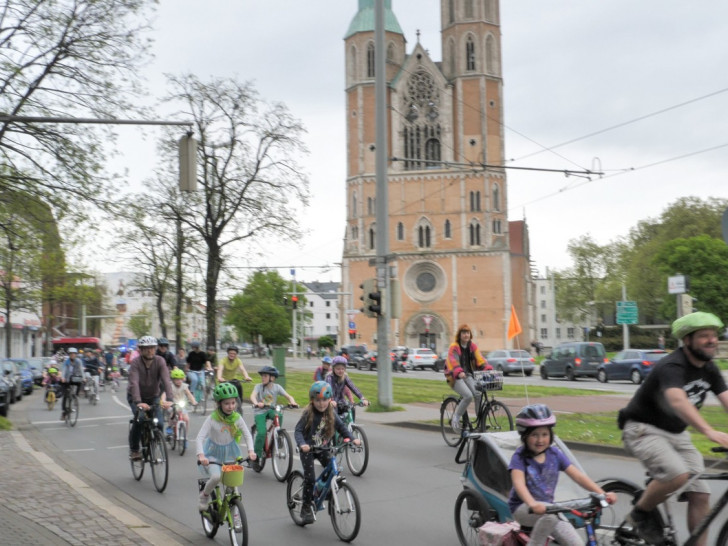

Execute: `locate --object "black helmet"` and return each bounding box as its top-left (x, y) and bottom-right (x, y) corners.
top-left (258, 365), bottom-right (279, 378)
top-left (157, 337), bottom-right (169, 346)
top-left (227, 345), bottom-right (239, 353)
top-left (516, 404), bottom-right (556, 434)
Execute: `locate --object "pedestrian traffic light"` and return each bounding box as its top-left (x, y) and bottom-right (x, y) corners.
top-left (291, 295), bottom-right (298, 309)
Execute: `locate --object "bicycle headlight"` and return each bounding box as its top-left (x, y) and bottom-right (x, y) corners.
top-left (153, 417), bottom-right (159, 425)
top-left (178, 400), bottom-right (186, 408)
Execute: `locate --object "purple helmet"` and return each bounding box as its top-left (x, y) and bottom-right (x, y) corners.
top-left (515, 404), bottom-right (556, 434)
top-left (332, 356), bottom-right (348, 367)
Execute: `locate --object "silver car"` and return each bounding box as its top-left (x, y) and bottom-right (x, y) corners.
top-left (407, 348), bottom-right (438, 371)
top-left (485, 350), bottom-right (535, 376)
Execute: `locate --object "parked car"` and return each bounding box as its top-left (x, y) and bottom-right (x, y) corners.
top-left (485, 349), bottom-right (535, 376)
top-left (407, 348), bottom-right (439, 371)
top-left (597, 349), bottom-right (667, 384)
top-left (27, 357), bottom-right (48, 385)
top-left (0, 376), bottom-right (9, 417)
top-left (340, 345), bottom-right (368, 368)
top-left (434, 350), bottom-right (448, 372)
top-left (1, 360), bottom-right (24, 403)
top-left (540, 342), bottom-right (608, 381)
top-left (7, 359), bottom-right (35, 395)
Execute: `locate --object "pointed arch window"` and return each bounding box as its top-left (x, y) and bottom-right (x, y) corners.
top-left (351, 225), bottom-right (358, 241)
top-left (492, 183), bottom-right (500, 211)
top-left (368, 224), bottom-right (376, 250)
top-left (444, 219), bottom-right (452, 239)
top-left (417, 219), bottom-right (433, 248)
top-left (465, 37), bottom-right (476, 72)
top-left (485, 0), bottom-right (496, 22)
top-left (448, 39), bottom-right (456, 78)
top-left (366, 42), bottom-right (375, 78)
top-left (367, 196), bottom-right (375, 215)
top-left (397, 222), bottom-right (404, 241)
top-left (493, 219), bottom-right (502, 234)
top-left (352, 193), bottom-right (357, 216)
top-left (448, 0), bottom-right (455, 23)
top-left (469, 221), bottom-right (481, 246)
top-left (387, 43), bottom-right (394, 64)
top-left (348, 46), bottom-right (357, 82)
top-left (469, 190), bottom-right (481, 212)
top-left (402, 69), bottom-right (441, 171)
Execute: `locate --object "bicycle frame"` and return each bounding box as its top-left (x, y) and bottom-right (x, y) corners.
top-left (262, 407), bottom-right (283, 455)
top-left (311, 445), bottom-right (347, 513)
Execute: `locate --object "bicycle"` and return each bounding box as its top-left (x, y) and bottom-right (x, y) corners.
top-left (198, 458), bottom-right (250, 546)
top-left (62, 381), bottom-right (80, 427)
top-left (250, 403), bottom-right (295, 482)
top-left (128, 404), bottom-right (169, 492)
top-left (192, 369), bottom-right (216, 415)
top-left (286, 444), bottom-right (361, 542)
top-left (440, 370), bottom-right (513, 447)
top-left (83, 373), bottom-right (99, 405)
top-left (333, 401), bottom-right (370, 477)
top-left (165, 401), bottom-right (190, 456)
top-left (601, 446), bottom-right (728, 546)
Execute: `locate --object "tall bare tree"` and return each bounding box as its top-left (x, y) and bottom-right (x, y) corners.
top-left (163, 74), bottom-right (310, 347)
top-left (0, 0), bottom-right (155, 214)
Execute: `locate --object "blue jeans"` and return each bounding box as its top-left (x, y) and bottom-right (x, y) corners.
top-left (188, 370), bottom-right (205, 401)
top-left (127, 393), bottom-right (163, 451)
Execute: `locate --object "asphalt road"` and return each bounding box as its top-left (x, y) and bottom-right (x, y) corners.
top-left (23, 379), bottom-right (728, 545)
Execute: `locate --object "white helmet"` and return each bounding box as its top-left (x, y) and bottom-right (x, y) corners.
top-left (137, 336), bottom-right (158, 348)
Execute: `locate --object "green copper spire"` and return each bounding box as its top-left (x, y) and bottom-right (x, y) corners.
top-left (344, 0), bottom-right (404, 39)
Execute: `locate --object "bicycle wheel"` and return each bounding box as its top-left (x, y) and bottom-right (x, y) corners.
top-left (272, 429), bottom-right (293, 482)
top-left (166, 422), bottom-right (176, 452)
top-left (329, 479), bottom-right (361, 542)
top-left (597, 478), bottom-right (649, 545)
top-left (454, 489), bottom-right (492, 546)
top-left (69, 395), bottom-right (79, 427)
top-left (227, 498), bottom-right (249, 546)
top-left (200, 491), bottom-right (219, 538)
top-left (149, 428), bottom-right (169, 492)
top-left (249, 425), bottom-right (266, 473)
top-left (286, 470), bottom-right (305, 526)
top-left (440, 396), bottom-right (462, 447)
top-left (478, 400), bottom-right (513, 433)
top-left (345, 424), bottom-right (369, 477)
top-left (178, 421), bottom-right (187, 456)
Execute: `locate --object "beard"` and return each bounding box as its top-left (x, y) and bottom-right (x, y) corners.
top-left (686, 341), bottom-right (715, 362)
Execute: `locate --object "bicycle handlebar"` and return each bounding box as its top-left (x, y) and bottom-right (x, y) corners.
top-left (529, 493), bottom-right (607, 515)
top-left (256, 403), bottom-right (298, 410)
top-left (197, 456), bottom-right (253, 468)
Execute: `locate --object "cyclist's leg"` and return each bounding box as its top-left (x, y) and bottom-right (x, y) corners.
top-left (299, 451), bottom-right (317, 507)
top-left (127, 393), bottom-right (142, 454)
top-left (451, 377), bottom-right (475, 424)
top-left (512, 504), bottom-right (573, 546)
top-left (188, 371), bottom-right (200, 399)
top-left (93, 374), bottom-right (100, 397)
top-left (253, 411), bottom-right (268, 458)
top-left (200, 463), bottom-right (221, 496)
top-left (153, 397), bottom-right (164, 430)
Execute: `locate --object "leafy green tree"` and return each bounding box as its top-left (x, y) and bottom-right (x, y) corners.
top-left (653, 235), bottom-right (728, 320)
top-left (0, 0), bottom-right (155, 215)
top-left (127, 307), bottom-right (152, 340)
top-left (317, 335), bottom-right (335, 350)
top-left (225, 271), bottom-right (307, 346)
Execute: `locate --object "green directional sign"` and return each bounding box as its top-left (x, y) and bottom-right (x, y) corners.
top-left (616, 300), bottom-right (638, 325)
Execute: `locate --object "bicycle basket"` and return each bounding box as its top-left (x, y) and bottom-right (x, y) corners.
top-left (476, 371), bottom-right (504, 391)
top-left (221, 464), bottom-right (244, 487)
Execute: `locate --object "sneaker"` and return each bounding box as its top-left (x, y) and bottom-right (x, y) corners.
top-left (129, 450), bottom-right (142, 461)
top-left (300, 504), bottom-right (314, 525)
top-left (626, 508), bottom-right (664, 545)
top-left (198, 492), bottom-right (210, 512)
top-left (451, 416), bottom-right (461, 434)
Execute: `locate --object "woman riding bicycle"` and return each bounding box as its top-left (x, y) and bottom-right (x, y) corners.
top-left (445, 324), bottom-right (491, 433)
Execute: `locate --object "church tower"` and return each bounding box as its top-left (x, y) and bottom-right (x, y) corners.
top-left (341, 0), bottom-right (524, 353)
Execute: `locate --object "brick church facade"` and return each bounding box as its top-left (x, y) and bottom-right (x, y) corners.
top-left (340, 0), bottom-right (533, 354)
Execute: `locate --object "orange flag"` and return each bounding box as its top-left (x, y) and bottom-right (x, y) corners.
top-left (507, 305), bottom-right (522, 340)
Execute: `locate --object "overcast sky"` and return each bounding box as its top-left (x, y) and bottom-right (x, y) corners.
top-left (107, 1), bottom-right (728, 283)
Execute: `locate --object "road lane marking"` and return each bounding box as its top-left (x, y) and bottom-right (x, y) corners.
top-left (33, 414), bottom-right (131, 425)
top-left (64, 448), bottom-right (96, 452)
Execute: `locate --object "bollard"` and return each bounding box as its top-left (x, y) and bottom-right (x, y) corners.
top-left (272, 346), bottom-right (286, 388)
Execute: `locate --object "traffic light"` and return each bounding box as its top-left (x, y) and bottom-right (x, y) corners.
top-left (291, 295), bottom-right (298, 309)
top-left (359, 278), bottom-right (382, 318)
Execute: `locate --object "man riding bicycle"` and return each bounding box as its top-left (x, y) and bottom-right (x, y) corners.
top-left (185, 340), bottom-right (209, 403)
top-left (216, 345), bottom-right (252, 402)
top-left (156, 337), bottom-right (177, 371)
top-left (60, 347), bottom-right (85, 420)
top-left (83, 348), bottom-right (103, 401)
top-left (618, 312), bottom-right (728, 546)
top-left (127, 336), bottom-right (174, 460)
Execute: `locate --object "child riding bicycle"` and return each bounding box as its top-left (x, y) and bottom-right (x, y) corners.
top-left (161, 368), bottom-right (197, 432)
top-left (196, 383), bottom-right (256, 511)
top-left (326, 356), bottom-right (368, 418)
top-left (508, 404), bottom-right (616, 546)
top-left (250, 365), bottom-right (298, 459)
top-left (294, 381), bottom-right (360, 525)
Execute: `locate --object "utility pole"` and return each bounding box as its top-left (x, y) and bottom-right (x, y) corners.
top-left (374, 0), bottom-right (392, 407)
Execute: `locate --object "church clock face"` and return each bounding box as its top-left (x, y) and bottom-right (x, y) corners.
top-left (416, 271), bottom-right (436, 292)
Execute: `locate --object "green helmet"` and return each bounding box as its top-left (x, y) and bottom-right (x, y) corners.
top-left (672, 312), bottom-right (724, 339)
top-left (170, 369), bottom-right (186, 380)
top-left (213, 382), bottom-right (239, 402)
top-left (48, 367), bottom-right (58, 374)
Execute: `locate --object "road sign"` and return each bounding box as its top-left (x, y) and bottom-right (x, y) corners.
top-left (616, 300), bottom-right (638, 325)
